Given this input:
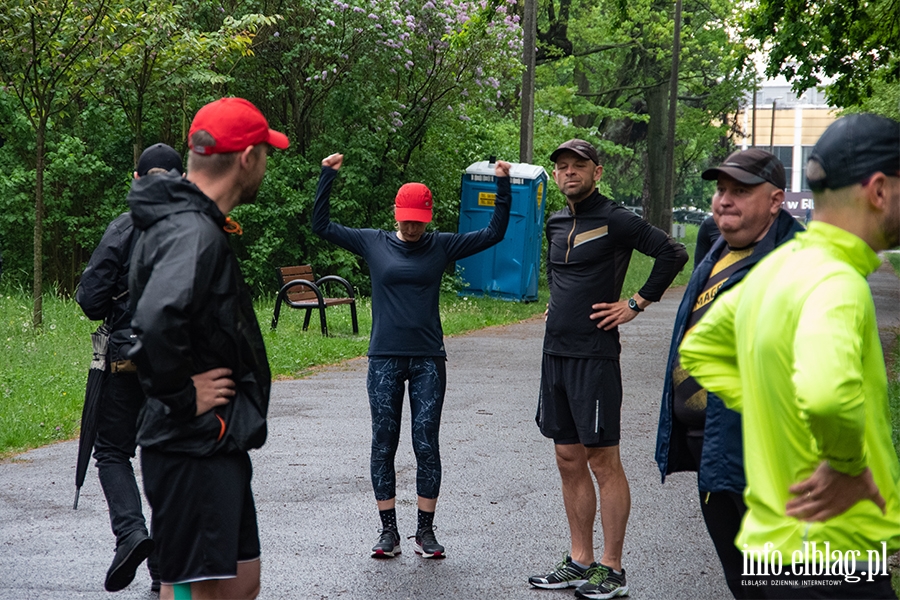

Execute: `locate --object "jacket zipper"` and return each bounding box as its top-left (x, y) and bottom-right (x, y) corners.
top-left (565, 216), bottom-right (577, 263)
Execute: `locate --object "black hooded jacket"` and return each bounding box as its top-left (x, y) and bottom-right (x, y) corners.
top-left (127, 172), bottom-right (270, 456)
top-left (75, 211), bottom-right (138, 363)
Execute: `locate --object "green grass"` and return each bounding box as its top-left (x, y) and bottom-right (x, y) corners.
top-left (0, 290), bottom-right (96, 456)
top-left (260, 292), bottom-right (550, 378)
top-left (0, 234), bottom-right (697, 456)
top-left (0, 286), bottom-right (554, 456)
top-left (887, 252), bottom-right (900, 277)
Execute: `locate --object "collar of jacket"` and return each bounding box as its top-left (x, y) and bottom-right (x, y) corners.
top-left (566, 189), bottom-right (604, 215)
top-left (705, 208), bottom-right (802, 268)
top-left (802, 221), bottom-right (882, 277)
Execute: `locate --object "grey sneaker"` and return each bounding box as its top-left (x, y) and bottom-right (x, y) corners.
top-left (410, 526), bottom-right (445, 558)
top-left (575, 564), bottom-right (629, 599)
top-left (371, 528), bottom-right (401, 558)
top-left (528, 554), bottom-right (591, 589)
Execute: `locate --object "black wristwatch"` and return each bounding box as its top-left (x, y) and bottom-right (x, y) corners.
top-left (628, 297), bottom-right (644, 313)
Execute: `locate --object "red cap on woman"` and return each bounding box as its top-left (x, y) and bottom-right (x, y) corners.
top-left (394, 183), bottom-right (433, 223)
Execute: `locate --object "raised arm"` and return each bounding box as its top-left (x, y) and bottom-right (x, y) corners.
top-left (442, 160), bottom-right (512, 261)
top-left (312, 153), bottom-right (370, 255)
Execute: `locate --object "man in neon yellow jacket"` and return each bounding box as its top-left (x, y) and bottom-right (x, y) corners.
top-left (680, 113), bottom-right (900, 599)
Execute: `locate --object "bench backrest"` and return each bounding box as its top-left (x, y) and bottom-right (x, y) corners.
top-left (278, 265), bottom-right (317, 303)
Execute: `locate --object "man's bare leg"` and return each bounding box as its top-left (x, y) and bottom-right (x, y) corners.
top-left (159, 559), bottom-right (261, 600)
top-left (586, 445), bottom-right (630, 571)
top-left (555, 443), bottom-right (597, 566)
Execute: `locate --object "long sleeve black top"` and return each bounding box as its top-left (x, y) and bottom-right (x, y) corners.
top-left (544, 191), bottom-right (688, 359)
top-left (312, 167), bottom-right (511, 357)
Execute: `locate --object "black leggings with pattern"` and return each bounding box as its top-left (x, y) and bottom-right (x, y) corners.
top-left (366, 356), bottom-right (446, 501)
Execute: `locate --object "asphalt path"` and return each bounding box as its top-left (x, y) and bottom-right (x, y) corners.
top-left (0, 263), bottom-right (897, 600)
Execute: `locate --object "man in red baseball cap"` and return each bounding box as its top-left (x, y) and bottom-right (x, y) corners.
top-left (127, 97), bottom-right (288, 600)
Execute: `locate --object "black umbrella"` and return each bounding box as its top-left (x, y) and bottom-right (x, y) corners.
top-left (73, 323), bottom-right (110, 510)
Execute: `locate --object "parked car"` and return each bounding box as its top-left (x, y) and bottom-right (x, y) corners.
top-left (673, 207), bottom-right (711, 225)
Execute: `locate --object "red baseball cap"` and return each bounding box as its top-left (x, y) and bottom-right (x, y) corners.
top-left (395, 183), bottom-right (433, 223)
top-left (188, 97), bottom-right (289, 155)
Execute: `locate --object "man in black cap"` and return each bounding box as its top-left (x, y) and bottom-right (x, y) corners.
top-left (681, 114), bottom-right (900, 598)
top-left (76, 143), bottom-right (184, 593)
top-left (655, 148), bottom-right (804, 598)
top-left (529, 139), bottom-right (688, 599)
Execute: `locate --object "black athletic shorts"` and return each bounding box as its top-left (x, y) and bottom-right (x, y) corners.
top-left (141, 449), bottom-right (260, 585)
top-left (537, 354), bottom-right (622, 447)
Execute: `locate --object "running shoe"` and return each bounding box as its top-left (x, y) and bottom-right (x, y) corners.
top-left (371, 528), bottom-right (401, 558)
top-left (575, 563), bottom-right (629, 599)
top-left (410, 526), bottom-right (445, 558)
top-left (528, 554), bottom-right (590, 589)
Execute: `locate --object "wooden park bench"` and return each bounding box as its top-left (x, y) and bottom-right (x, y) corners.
top-left (271, 265), bottom-right (359, 336)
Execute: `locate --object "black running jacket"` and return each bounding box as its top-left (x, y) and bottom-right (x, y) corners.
top-left (127, 172), bottom-right (270, 456)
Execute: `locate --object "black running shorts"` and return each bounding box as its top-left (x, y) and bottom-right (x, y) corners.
top-left (141, 449), bottom-right (260, 585)
top-left (537, 354), bottom-right (622, 447)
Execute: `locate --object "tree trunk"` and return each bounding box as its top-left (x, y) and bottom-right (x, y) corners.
top-left (573, 63), bottom-right (592, 129)
top-left (33, 123), bottom-right (45, 328)
top-left (133, 101), bottom-right (144, 170)
top-left (662, 0), bottom-right (682, 232)
top-left (519, 0), bottom-right (536, 163)
top-left (644, 83), bottom-right (669, 231)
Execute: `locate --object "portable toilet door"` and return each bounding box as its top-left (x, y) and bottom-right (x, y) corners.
top-left (456, 161), bottom-right (548, 301)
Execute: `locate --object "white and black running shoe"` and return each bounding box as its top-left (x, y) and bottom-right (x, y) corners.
top-left (371, 528), bottom-right (401, 558)
top-left (410, 526), bottom-right (445, 559)
top-left (575, 564), bottom-right (629, 599)
top-left (528, 554), bottom-right (591, 589)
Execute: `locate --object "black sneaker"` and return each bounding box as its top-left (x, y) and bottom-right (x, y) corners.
top-left (410, 526), bottom-right (445, 558)
top-left (575, 563), bottom-right (629, 599)
top-left (528, 554), bottom-right (590, 589)
top-left (371, 528), bottom-right (401, 558)
top-left (105, 530), bottom-right (154, 592)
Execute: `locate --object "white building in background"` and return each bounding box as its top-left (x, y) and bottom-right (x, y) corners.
top-left (736, 76), bottom-right (838, 218)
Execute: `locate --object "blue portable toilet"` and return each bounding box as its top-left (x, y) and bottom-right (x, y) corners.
top-left (456, 161), bottom-right (548, 301)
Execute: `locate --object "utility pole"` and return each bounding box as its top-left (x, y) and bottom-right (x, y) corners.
top-left (751, 84), bottom-right (757, 147)
top-left (519, 0), bottom-right (537, 164)
top-left (768, 98), bottom-right (778, 152)
top-left (662, 0), bottom-right (682, 230)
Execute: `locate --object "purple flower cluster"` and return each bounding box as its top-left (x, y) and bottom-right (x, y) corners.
top-left (300, 0), bottom-right (522, 119)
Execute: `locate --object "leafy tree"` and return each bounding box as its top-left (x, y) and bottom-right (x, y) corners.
top-left (534, 0), bottom-right (753, 228)
top-left (744, 0), bottom-right (900, 107)
top-left (0, 0), bottom-right (137, 326)
top-left (96, 2), bottom-right (279, 166)
top-left (225, 0), bottom-right (523, 292)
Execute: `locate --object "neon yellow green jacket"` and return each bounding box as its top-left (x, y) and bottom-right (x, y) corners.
top-left (680, 222), bottom-right (900, 560)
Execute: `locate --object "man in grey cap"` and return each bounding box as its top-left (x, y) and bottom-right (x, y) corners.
top-left (655, 148), bottom-right (804, 598)
top-left (681, 114), bottom-right (900, 598)
top-left (76, 143), bottom-right (184, 593)
top-left (529, 139), bottom-right (687, 599)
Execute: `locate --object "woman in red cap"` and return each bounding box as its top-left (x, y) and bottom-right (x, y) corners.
top-left (312, 153), bottom-right (511, 560)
